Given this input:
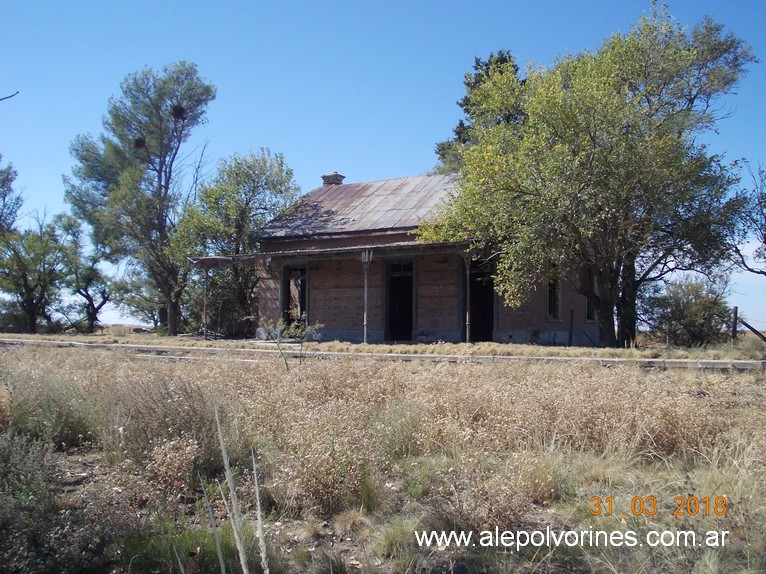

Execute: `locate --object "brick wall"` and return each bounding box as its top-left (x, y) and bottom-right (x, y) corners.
top-left (308, 259), bottom-right (382, 334)
top-left (495, 278), bottom-right (598, 345)
top-left (257, 253), bottom-right (599, 346)
top-left (255, 266), bottom-right (281, 331)
top-left (414, 254), bottom-right (462, 341)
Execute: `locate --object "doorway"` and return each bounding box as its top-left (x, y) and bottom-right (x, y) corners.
top-left (386, 261), bottom-right (413, 341)
top-left (468, 265), bottom-right (494, 342)
top-left (282, 266), bottom-right (307, 324)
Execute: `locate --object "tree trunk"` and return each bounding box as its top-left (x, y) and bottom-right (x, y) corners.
top-left (86, 308), bottom-right (98, 334)
top-left (158, 306), bottom-right (168, 331)
top-left (24, 307), bottom-right (37, 334)
top-left (167, 298), bottom-right (180, 336)
top-left (596, 293), bottom-right (618, 347)
top-left (82, 293), bottom-right (97, 334)
top-left (589, 268), bottom-right (619, 348)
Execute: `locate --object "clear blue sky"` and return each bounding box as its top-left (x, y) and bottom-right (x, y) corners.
top-left (2, 0), bottom-right (765, 328)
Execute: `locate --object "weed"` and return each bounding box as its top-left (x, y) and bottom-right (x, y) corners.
top-left (308, 551), bottom-right (349, 574)
top-left (333, 507), bottom-right (372, 536)
top-left (0, 345), bottom-right (764, 572)
top-left (0, 432), bottom-right (55, 515)
top-left (4, 368), bottom-right (97, 448)
top-left (374, 515), bottom-right (421, 558)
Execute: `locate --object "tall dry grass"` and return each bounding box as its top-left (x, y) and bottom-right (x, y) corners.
top-left (1, 330), bottom-right (764, 360)
top-left (0, 345), bottom-right (764, 572)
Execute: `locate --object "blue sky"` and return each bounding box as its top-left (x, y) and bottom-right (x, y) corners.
top-left (1, 1), bottom-right (765, 328)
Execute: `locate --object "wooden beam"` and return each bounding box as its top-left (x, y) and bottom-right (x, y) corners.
top-left (739, 317), bottom-right (766, 344)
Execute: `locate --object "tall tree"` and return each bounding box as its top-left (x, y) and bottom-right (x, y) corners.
top-left (420, 7), bottom-right (755, 347)
top-left (0, 154), bottom-right (22, 234)
top-left (65, 61), bottom-right (216, 335)
top-left (434, 50), bottom-right (522, 173)
top-left (56, 214), bottom-right (113, 333)
top-left (0, 217), bottom-right (69, 333)
top-left (178, 149), bottom-right (300, 336)
top-left (111, 268), bottom-right (165, 328)
top-left (733, 163), bottom-right (766, 279)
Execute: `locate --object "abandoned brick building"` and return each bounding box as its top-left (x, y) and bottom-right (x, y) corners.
top-left (255, 172), bottom-right (599, 345)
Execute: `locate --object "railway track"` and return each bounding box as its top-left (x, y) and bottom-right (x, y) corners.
top-left (1, 336), bottom-right (764, 372)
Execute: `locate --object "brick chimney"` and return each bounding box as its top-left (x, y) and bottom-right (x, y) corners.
top-left (321, 172), bottom-right (345, 185)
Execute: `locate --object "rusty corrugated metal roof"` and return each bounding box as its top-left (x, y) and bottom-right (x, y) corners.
top-left (261, 173), bottom-right (457, 238)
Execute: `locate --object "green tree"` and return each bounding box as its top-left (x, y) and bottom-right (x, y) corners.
top-left (111, 268), bottom-right (164, 328)
top-left (179, 149), bottom-right (300, 336)
top-left (640, 274), bottom-right (731, 347)
top-left (434, 50), bottom-right (522, 173)
top-left (65, 61), bottom-right (216, 335)
top-left (56, 215), bottom-right (113, 333)
top-left (0, 154), bottom-right (22, 234)
top-left (421, 7), bottom-right (754, 347)
top-left (733, 163), bottom-right (766, 279)
top-left (0, 217), bottom-right (69, 333)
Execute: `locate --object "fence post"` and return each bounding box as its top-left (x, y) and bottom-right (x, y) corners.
top-left (732, 306), bottom-right (738, 345)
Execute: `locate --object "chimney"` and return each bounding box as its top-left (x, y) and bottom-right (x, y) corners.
top-left (321, 172), bottom-right (345, 185)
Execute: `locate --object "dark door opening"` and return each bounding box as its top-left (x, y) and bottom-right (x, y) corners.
top-left (468, 268), bottom-right (494, 342)
top-left (282, 266), bottom-right (307, 324)
top-left (387, 262), bottom-right (413, 341)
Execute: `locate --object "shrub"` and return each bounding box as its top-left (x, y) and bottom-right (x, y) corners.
top-left (4, 371), bottom-right (97, 449)
top-left (640, 274), bottom-right (732, 347)
top-left (0, 432), bottom-right (55, 517)
top-left (118, 519), bottom-right (287, 574)
top-left (0, 384), bottom-right (10, 433)
top-left (100, 370), bottom-right (220, 478)
top-left (145, 433), bottom-right (202, 494)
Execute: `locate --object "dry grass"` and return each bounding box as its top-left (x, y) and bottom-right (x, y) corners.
top-left (1, 329), bottom-right (764, 360)
top-left (0, 344), bottom-right (764, 572)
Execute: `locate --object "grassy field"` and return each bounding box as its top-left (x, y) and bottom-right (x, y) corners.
top-left (0, 343), bottom-right (764, 573)
top-left (1, 328), bottom-right (765, 360)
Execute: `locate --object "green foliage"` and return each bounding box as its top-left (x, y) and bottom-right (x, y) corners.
top-left (0, 153), bottom-right (22, 234)
top-left (434, 50), bottom-right (521, 173)
top-left (0, 433), bottom-right (55, 515)
top-left (0, 217), bottom-right (69, 333)
top-left (111, 267), bottom-right (164, 327)
top-left (272, 311), bottom-right (323, 343)
top-left (55, 214), bottom-right (113, 333)
top-left (118, 519), bottom-right (278, 574)
top-left (641, 274), bottom-right (732, 347)
top-left (422, 7), bottom-right (755, 347)
top-left (265, 311), bottom-right (324, 371)
top-left (183, 149), bottom-right (301, 256)
top-left (65, 61), bottom-right (216, 335)
top-left (179, 149), bottom-right (300, 337)
top-left (4, 365), bottom-right (98, 448)
top-left (373, 515), bottom-right (421, 560)
top-left (0, 435), bottom-right (122, 574)
top-left (306, 552), bottom-right (349, 574)
top-left (734, 162), bottom-right (766, 279)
